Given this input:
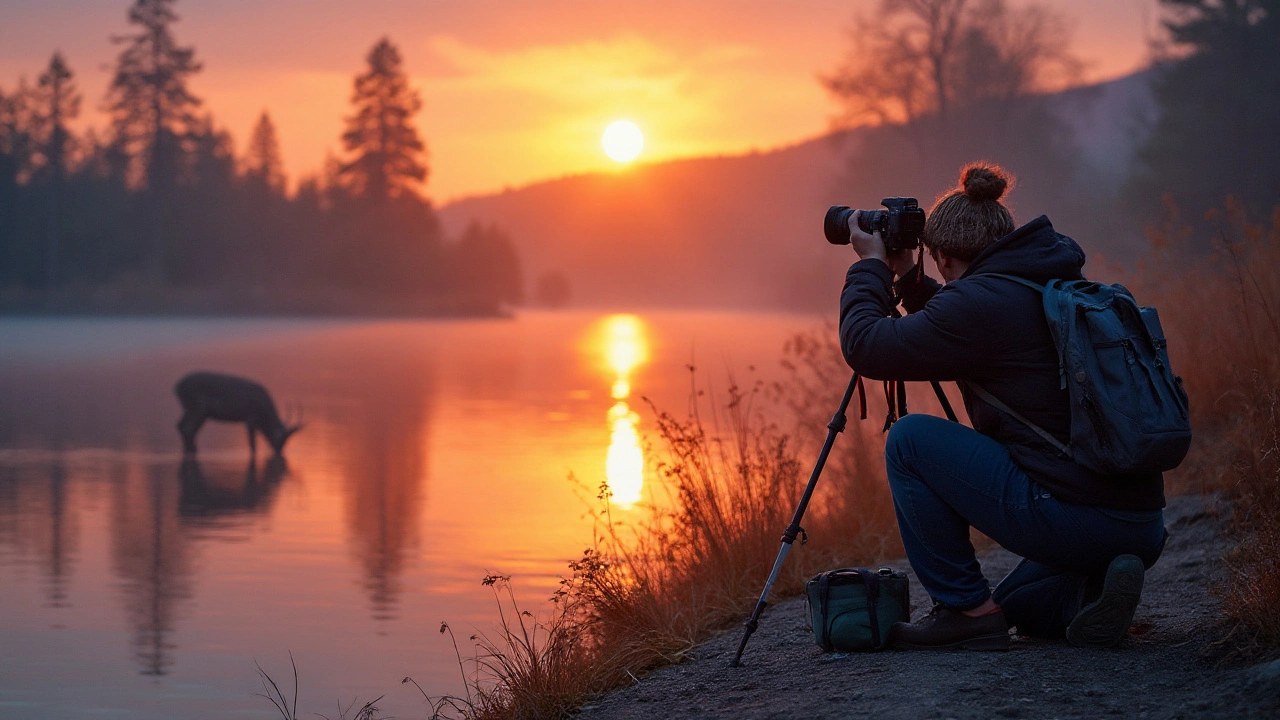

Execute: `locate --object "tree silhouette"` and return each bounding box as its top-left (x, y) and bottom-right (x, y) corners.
top-left (243, 110), bottom-right (284, 194)
top-left (339, 38), bottom-right (427, 202)
top-left (451, 222), bottom-right (523, 307)
top-left (32, 54), bottom-right (79, 184)
top-left (105, 0), bottom-right (202, 190)
top-left (822, 0), bottom-right (1080, 148)
top-left (0, 81), bottom-right (35, 185)
top-left (32, 53), bottom-right (81, 287)
top-left (1128, 0), bottom-right (1280, 218)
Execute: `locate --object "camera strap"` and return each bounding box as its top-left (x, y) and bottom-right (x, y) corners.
top-left (931, 381), bottom-right (959, 423)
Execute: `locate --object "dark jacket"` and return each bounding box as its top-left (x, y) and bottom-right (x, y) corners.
top-left (839, 215), bottom-right (1165, 511)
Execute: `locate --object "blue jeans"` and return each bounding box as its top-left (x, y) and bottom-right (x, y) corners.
top-left (884, 414), bottom-right (1167, 638)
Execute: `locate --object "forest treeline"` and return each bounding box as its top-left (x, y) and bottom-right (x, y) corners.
top-left (2, 0), bottom-right (1277, 315)
top-left (0, 0), bottom-right (522, 315)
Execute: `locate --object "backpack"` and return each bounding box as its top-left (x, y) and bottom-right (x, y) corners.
top-left (968, 274), bottom-right (1192, 476)
top-left (806, 567), bottom-right (910, 652)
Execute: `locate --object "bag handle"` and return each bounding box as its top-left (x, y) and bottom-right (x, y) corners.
top-left (819, 568), bottom-right (887, 651)
top-left (817, 572), bottom-right (833, 651)
top-left (856, 568), bottom-right (883, 649)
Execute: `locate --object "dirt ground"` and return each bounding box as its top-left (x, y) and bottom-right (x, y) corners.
top-left (578, 494), bottom-right (1280, 719)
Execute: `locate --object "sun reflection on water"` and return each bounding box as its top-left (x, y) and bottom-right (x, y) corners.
top-left (595, 315), bottom-right (649, 506)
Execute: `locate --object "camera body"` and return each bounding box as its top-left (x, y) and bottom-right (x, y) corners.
top-left (825, 197), bottom-right (926, 252)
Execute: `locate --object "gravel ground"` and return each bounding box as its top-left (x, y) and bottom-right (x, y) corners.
top-left (579, 494), bottom-right (1280, 719)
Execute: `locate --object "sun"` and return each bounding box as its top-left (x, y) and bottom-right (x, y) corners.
top-left (602, 120), bottom-right (644, 163)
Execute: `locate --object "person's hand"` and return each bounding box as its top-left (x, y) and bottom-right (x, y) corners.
top-left (847, 210), bottom-right (887, 263)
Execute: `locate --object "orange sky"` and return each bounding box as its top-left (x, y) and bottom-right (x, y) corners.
top-left (0, 0), bottom-right (1160, 203)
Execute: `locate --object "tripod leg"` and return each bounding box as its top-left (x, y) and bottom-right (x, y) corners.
top-left (729, 371), bottom-right (860, 667)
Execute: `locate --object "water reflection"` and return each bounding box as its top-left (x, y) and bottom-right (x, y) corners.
top-left (0, 453), bottom-right (79, 609)
top-left (597, 315), bottom-right (649, 506)
top-left (337, 344), bottom-right (436, 622)
top-left (0, 313), bottom-right (813, 718)
top-left (178, 456), bottom-right (288, 520)
top-left (111, 461), bottom-right (195, 676)
top-left (46, 456), bottom-right (72, 608)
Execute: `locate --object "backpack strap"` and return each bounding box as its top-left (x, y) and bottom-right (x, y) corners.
top-left (977, 273), bottom-right (1069, 389)
top-left (967, 381), bottom-right (1072, 459)
top-left (976, 272), bottom-right (1046, 293)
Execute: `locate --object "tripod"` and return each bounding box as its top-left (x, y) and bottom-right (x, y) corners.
top-left (728, 371), bottom-right (956, 667)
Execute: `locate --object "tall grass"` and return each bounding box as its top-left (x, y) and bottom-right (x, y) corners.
top-left (431, 369), bottom-right (901, 719)
top-left (1137, 198), bottom-right (1280, 654)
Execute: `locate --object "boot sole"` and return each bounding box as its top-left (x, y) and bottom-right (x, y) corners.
top-left (895, 632), bottom-right (1010, 651)
top-left (1066, 554), bottom-right (1144, 649)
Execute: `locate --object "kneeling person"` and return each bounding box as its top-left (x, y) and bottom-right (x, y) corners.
top-left (838, 164), bottom-right (1167, 650)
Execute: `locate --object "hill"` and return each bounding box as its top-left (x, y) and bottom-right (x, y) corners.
top-left (439, 72), bottom-right (1156, 311)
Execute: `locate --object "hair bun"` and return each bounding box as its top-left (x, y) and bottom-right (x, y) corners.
top-left (961, 163), bottom-right (1012, 203)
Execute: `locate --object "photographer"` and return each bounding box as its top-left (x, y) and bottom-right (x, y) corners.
top-left (838, 164), bottom-right (1166, 650)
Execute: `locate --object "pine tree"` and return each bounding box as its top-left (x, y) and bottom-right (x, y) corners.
top-left (339, 38), bottom-right (427, 202)
top-left (105, 0), bottom-right (202, 190)
top-left (1128, 0), bottom-right (1280, 218)
top-left (32, 53), bottom-right (79, 184)
top-left (32, 53), bottom-right (81, 287)
top-left (243, 110), bottom-right (284, 194)
top-left (0, 80), bottom-right (36, 185)
top-left (0, 81), bottom-right (37, 287)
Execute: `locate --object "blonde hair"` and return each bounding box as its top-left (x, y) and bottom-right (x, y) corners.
top-left (923, 163), bottom-right (1016, 261)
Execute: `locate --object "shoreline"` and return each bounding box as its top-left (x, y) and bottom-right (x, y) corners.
top-left (577, 493), bottom-right (1280, 719)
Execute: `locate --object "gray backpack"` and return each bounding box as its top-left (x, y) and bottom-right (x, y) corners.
top-left (969, 274), bottom-right (1192, 475)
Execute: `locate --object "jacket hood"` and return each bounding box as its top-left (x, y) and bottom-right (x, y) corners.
top-left (960, 215), bottom-right (1086, 283)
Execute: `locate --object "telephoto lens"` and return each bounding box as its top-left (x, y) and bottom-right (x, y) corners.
top-left (824, 206), bottom-right (856, 245)
top-left (857, 210), bottom-right (887, 236)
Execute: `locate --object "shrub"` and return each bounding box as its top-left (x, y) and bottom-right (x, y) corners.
top-left (1138, 198), bottom-right (1280, 654)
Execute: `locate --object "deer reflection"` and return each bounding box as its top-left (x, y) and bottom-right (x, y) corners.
top-left (178, 456), bottom-right (288, 519)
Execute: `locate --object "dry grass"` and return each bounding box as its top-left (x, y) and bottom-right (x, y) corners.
top-left (430, 368), bottom-right (903, 719)
top-left (1136, 198), bottom-right (1280, 655)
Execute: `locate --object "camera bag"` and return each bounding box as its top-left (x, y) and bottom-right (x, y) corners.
top-left (806, 567), bottom-right (910, 652)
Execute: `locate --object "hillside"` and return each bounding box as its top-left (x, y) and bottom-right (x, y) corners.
top-left (439, 72), bottom-right (1156, 311)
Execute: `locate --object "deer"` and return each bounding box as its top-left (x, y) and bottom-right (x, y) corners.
top-left (174, 371), bottom-right (302, 457)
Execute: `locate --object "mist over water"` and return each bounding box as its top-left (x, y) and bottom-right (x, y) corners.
top-left (0, 311), bottom-right (812, 719)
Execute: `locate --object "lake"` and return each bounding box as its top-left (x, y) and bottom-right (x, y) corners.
top-left (0, 311), bottom-right (824, 719)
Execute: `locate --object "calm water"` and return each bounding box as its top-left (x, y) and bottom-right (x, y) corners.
top-left (0, 311), bottom-right (819, 719)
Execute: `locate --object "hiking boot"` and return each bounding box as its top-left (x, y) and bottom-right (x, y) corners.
top-left (1066, 554), bottom-right (1145, 648)
top-left (892, 603), bottom-right (1010, 651)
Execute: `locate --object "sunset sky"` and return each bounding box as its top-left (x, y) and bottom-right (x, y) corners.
top-left (0, 0), bottom-right (1159, 203)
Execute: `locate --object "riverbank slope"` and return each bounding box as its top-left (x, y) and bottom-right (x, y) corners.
top-left (579, 493), bottom-right (1279, 719)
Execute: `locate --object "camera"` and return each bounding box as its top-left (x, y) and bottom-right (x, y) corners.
top-left (824, 197), bottom-right (926, 252)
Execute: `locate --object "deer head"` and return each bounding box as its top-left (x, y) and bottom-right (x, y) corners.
top-left (269, 405), bottom-right (305, 455)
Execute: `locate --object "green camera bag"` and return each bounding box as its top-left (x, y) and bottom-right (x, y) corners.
top-left (806, 567), bottom-right (911, 652)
